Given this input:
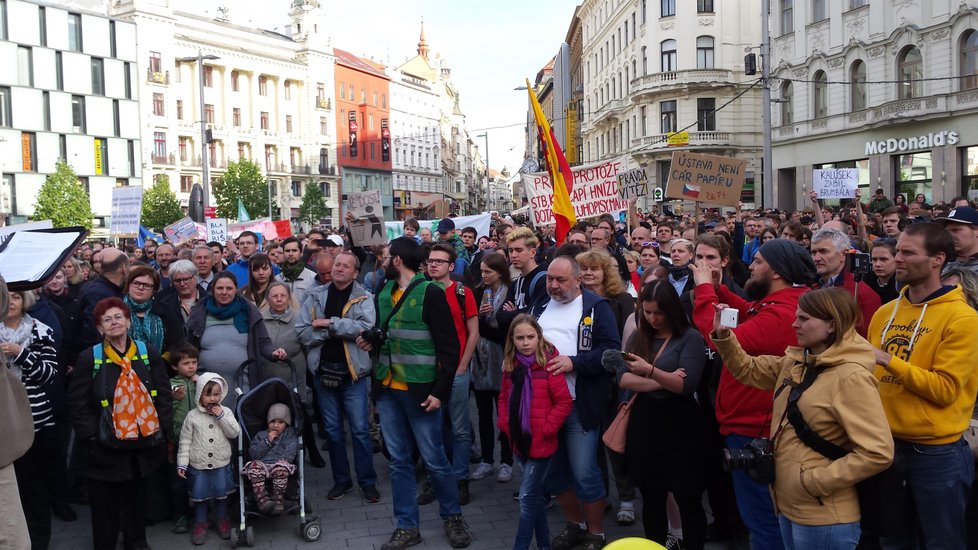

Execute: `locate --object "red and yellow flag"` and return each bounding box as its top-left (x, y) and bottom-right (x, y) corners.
top-left (526, 79), bottom-right (576, 245)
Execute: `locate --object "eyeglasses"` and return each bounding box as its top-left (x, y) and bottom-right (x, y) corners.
top-left (172, 277), bottom-right (195, 285)
top-left (426, 259), bottom-right (451, 266)
top-left (640, 242), bottom-right (660, 248)
top-left (129, 281), bottom-right (154, 290)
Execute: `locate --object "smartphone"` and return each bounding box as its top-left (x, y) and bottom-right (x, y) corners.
top-left (621, 352), bottom-right (633, 360)
top-left (719, 307), bottom-right (739, 329)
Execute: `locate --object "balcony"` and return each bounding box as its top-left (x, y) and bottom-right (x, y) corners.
top-left (630, 69), bottom-right (734, 100)
top-left (316, 98), bottom-right (331, 110)
top-left (152, 153), bottom-right (175, 165)
top-left (590, 98), bottom-right (628, 127)
top-left (630, 131), bottom-right (734, 155)
top-left (292, 164), bottom-right (312, 175)
top-left (147, 69), bottom-right (169, 85)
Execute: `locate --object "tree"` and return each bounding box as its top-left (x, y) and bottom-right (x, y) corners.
top-left (140, 174), bottom-right (183, 231)
top-left (33, 161), bottom-right (94, 229)
top-left (298, 181), bottom-right (330, 226)
top-left (212, 159), bottom-right (269, 220)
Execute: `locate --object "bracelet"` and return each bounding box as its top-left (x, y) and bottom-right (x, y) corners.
top-left (648, 364), bottom-right (655, 379)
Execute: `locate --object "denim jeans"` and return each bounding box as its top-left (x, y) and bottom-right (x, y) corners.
top-left (312, 369), bottom-right (377, 488)
top-left (778, 515), bottom-right (859, 550)
top-left (726, 433), bottom-right (785, 550)
top-left (545, 405), bottom-right (606, 503)
top-left (376, 388), bottom-right (461, 529)
top-left (442, 371), bottom-right (473, 481)
top-left (514, 457), bottom-right (552, 550)
top-left (880, 438), bottom-right (974, 550)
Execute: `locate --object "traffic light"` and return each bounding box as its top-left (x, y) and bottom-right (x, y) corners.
top-left (744, 53), bottom-right (757, 75)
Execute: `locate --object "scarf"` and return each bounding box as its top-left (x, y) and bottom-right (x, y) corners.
top-left (508, 352), bottom-right (536, 458)
top-left (205, 295), bottom-right (250, 334)
top-left (0, 314), bottom-right (34, 369)
top-left (124, 295), bottom-right (165, 352)
top-left (104, 339), bottom-right (161, 441)
top-left (280, 261), bottom-right (305, 283)
top-left (668, 265), bottom-right (691, 280)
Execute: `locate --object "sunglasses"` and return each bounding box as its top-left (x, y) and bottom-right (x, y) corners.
top-left (640, 242), bottom-right (660, 248)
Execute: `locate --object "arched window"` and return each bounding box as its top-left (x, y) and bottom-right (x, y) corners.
top-left (898, 46), bottom-right (922, 99)
top-left (850, 60), bottom-right (867, 110)
top-left (781, 81), bottom-right (793, 125)
top-left (642, 47), bottom-right (648, 75)
top-left (961, 30), bottom-right (978, 90)
top-left (696, 36), bottom-right (715, 69)
top-left (813, 70), bottom-right (828, 118)
top-left (661, 39), bottom-right (677, 72)
top-left (611, 78), bottom-right (616, 99)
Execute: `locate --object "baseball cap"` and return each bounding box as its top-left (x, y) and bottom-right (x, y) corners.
top-left (937, 206), bottom-right (978, 226)
top-left (325, 234), bottom-right (344, 247)
top-left (436, 218), bottom-right (455, 234)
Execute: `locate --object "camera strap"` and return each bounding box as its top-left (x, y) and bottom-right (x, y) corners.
top-left (380, 279), bottom-right (426, 336)
top-left (784, 364), bottom-right (849, 461)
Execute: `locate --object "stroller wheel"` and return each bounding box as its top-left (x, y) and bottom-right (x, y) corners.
top-left (245, 526), bottom-right (254, 547)
top-left (302, 521), bottom-right (322, 542)
top-left (229, 528), bottom-right (239, 549)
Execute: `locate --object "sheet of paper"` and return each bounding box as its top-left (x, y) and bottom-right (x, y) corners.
top-left (0, 231), bottom-right (82, 283)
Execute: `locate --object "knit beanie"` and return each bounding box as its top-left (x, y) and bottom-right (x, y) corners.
top-left (757, 239), bottom-right (817, 286)
top-left (266, 403), bottom-right (292, 426)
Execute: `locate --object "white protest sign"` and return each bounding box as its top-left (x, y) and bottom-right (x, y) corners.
top-left (347, 190), bottom-right (382, 219)
top-left (813, 168), bottom-right (859, 199)
top-left (617, 167), bottom-right (649, 201)
top-left (383, 214), bottom-right (491, 241)
top-left (163, 216), bottom-right (198, 245)
top-left (110, 186), bottom-right (143, 237)
top-left (347, 190), bottom-right (386, 247)
top-left (522, 157), bottom-right (631, 226)
top-left (206, 218), bottom-right (227, 244)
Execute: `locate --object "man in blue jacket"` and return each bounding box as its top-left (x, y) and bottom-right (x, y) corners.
top-left (530, 255), bottom-right (621, 550)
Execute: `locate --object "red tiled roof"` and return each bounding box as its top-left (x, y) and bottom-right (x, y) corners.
top-left (334, 48), bottom-right (389, 80)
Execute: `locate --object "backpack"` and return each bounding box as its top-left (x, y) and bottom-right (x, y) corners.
top-left (92, 340), bottom-right (164, 450)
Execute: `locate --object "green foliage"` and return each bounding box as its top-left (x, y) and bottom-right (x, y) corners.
top-left (212, 159), bottom-right (269, 220)
top-left (140, 174), bottom-right (183, 231)
top-left (298, 181), bottom-right (330, 225)
top-left (32, 161), bottom-right (93, 229)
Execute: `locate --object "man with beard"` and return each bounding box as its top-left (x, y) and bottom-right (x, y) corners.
top-left (280, 237), bottom-right (318, 305)
top-left (154, 243), bottom-right (176, 290)
top-left (689, 240), bottom-right (816, 550)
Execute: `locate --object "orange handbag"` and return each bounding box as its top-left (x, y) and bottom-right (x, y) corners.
top-left (602, 337), bottom-right (670, 454)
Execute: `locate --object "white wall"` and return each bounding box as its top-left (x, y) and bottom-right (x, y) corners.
top-left (62, 51), bottom-right (92, 95)
top-left (33, 48), bottom-right (57, 90)
top-left (10, 88), bottom-right (42, 131)
top-left (104, 58), bottom-right (125, 99)
top-left (36, 132), bottom-right (61, 173)
top-left (0, 43), bottom-right (18, 86)
top-left (85, 96), bottom-right (115, 137)
top-left (7, 1), bottom-right (40, 47)
top-left (66, 134), bottom-right (95, 174)
top-left (107, 138), bottom-right (130, 177)
top-left (80, 14), bottom-right (111, 58)
top-left (49, 91), bottom-right (73, 134)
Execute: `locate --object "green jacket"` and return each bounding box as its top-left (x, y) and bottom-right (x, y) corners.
top-left (376, 274), bottom-right (438, 386)
top-left (169, 375), bottom-right (196, 444)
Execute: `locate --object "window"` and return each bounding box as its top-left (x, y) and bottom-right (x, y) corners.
top-left (640, 105), bottom-right (647, 135)
top-left (17, 46), bottom-right (32, 87)
top-left (661, 0), bottom-right (675, 17)
top-left (698, 0), bottom-right (714, 12)
top-left (696, 36), bottom-right (715, 68)
top-left (961, 31), bottom-right (978, 90)
top-left (232, 108), bottom-right (241, 127)
top-left (642, 46), bottom-right (648, 75)
top-left (781, 81), bottom-right (793, 124)
top-left (67, 13), bottom-right (82, 52)
top-left (382, 94), bottom-right (387, 108)
top-left (781, 0), bottom-right (793, 33)
top-left (56, 52), bottom-right (64, 91)
top-left (812, 0), bottom-right (827, 21)
top-left (373, 92), bottom-right (378, 106)
top-left (0, 0), bottom-right (6, 40)
top-left (38, 6), bottom-right (46, 46)
top-left (203, 66), bottom-right (213, 88)
top-left (179, 137), bottom-right (188, 161)
top-left (319, 148), bottom-right (329, 175)
top-left (237, 142), bottom-right (248, 160)
top-left (284, 81), bottom-right (291, 100)
top-left (661, 40), bottom-right (677, 72)
top-left (339, 82), bottom-right (345, 99)
top-left (361, 89), bottom-right (367, 103)
top-left (149, 51), bottom-right (161, 73)
top-left (320, 181), bottom-right (330, 196)
top-left (201, 104), bottom-right (213, 124)
top-left (258, 76), bottom-right (267, 96)
top-left (850, 60), bottom-right (867, 110)
top-left (851, 0), bottom-right (868, 7)
top-left (152, 93), bottom-right (164, 116)
top-left (91, 58), bottom-right (104, 95)
top-left (813, 71), bottom-right (828, 118)
top-left (317, 83), bottom-right (325, 101)
top-left (94, 138), bottom-right (108, 175)
top-left (176, 100), bottom-right (183, 120)
top-left (22, 132), bottom-right (36, 172)
top-left (112, 99), bottom-right (119, 136)
top-left (320, 116), bottom-right (328, 135)
top-left (898, 46), bottom-right (923, 99)
top-left (697, 98), bottom-right (716, 131)
top-left (370, 142), bottom-right (376, 160)
top-left (208, 142), bottom-right (217, 167)
top-left (231, 70), bottom-right (239, 91)
top-left (180, 176), bottom-right (193, 193)
top-left (291, 181), bottom-right (302, 196)
top-left (896, 152), bottom-right (933, 204)
top-left (0, 87), bottom-right (9, 128)
top-left (260, 111), bottom-right (269, 130)
top-left (153, 132), bottom-right (166, 162)
top-left (660, 100), bottom-right (677, 133)
top-left (42, 91), bottom-right (50, 131)
top-left (122, 61), bottom-right (129, 98)
top-left (642, 0), bottom-right (647, 23)
top-left (71, 95), bottom-right (86, 133)
top-left (127, 140), bottom-right (135, 175)
top-left (286, 115), bottom-right (293, 133)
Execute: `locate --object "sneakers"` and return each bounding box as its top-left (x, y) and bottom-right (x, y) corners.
top-left (362, 485), bottom-right (381, 504)
top-left (665, 534), bottom-right (686, 550)
top-left (417, 481), bottom-right (435, 505)
top-left (171, 515), bottom-right (189, 534)
top-left (496, 463), bottom-right (513, 482)
top-left (458, 480), bottom-right (471, 506)
top-left (551, 522), bottom-right (587, 550)
top-left (616, 500), bottom-right (636, 526)
top-left (327, 483), bottom-right (354, 500)
top-left (191, 522), bottom-right (208, 545)
top-left (470, 461), bottom-right (494, 480)
top-left (380, 528), bottom-right (422, 550)
top-left (443, 514), bottom-right (472, 548)
top-left (581, 533), bottom-right (606, 550)
top-left (216, 518), bottom-right (232, 540)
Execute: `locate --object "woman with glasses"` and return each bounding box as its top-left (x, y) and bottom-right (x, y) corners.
top-left (123, 265), bottom-right (184, 358)
top-left (157, 260), bottom-right (204, 324)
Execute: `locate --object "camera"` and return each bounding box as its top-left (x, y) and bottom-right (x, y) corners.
top-left (360, 327), bottom-right (387, 349)
top-left (722, 437), bottom-right (775, 484)
top-left (846, 250), bottom-right (872, 276)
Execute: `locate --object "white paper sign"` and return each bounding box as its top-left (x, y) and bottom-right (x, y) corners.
top-left (813, 169), bottom-right (859, 199)
top-left (206, 218), bottom-right (227, 244)
top-left (110, 186), bottom-right (143, 237)
top-left (347, 190), bottom-right (387, 247)
top-left (347, 190), bottom-right (383, 219)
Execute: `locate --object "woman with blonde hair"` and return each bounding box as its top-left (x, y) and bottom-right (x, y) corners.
top-left (63, 257), bottom-right (86, 296)
top-left (711, 287), bottom-right (894, 549)
top-left (623, 250), bottom-right (642, 298)
top-left (576, 249), bottom-right (634, 335)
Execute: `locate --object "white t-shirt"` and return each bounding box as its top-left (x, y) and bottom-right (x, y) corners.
top-left (538, 294), bottom-right (584, 399)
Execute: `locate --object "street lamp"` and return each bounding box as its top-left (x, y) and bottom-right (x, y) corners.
top-left (176, 51), bottom-right (220, 210)
top-left (477, 133), bottom-right (489, 213)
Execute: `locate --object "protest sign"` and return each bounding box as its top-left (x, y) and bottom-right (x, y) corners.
top-left (163, 216), bottom-right (198, 245)
top-left (273, 220), bottom-right (292, 238)
top-left (384, 213), bottom-right (491, 241)
top-left (812, 168), bottom-right (859, 199)
top-left (617, 167), bottom-right (649, 201)
top-left (347, 190), bottom-right (382, 218)
top-left (347, 190), bottom-right (386, 247)
top-left (206, 218), bottom-right (227, 244)
top-left (664, 151), bottom-right (747, 207)
top-left (110, 186), bottom-right (143, 237)
top-left (228, 218), bottom-right (272, 240)
top-left (522, 157), bottom-right (632, 226)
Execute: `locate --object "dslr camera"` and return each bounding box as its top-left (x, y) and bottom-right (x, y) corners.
top-left (846, 250), bottom-right (872, 277)
top-left (360, 327), bottom-right (387, 349)
top-left (722, 437), bottom-right (775, 484)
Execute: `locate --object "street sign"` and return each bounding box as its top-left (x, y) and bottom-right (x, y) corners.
top-left (667, 131), bottom-right (690, 147)
top-left (653, 187), bottom-right (664, 202)
top-left (204, 207), bottom-right (217, 219)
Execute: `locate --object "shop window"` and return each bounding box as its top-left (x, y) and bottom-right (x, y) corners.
top-left (898, 46), bottom-right (923, 99)
top-left (961, 146), bottom-right (978, 202)
top-left (960, 30), bottom-right (978, 90)
top-left (895, 152), bottom-right (932, 204)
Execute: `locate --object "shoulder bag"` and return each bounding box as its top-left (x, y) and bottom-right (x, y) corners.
top-left (602, 337), bottom-right (670, 454)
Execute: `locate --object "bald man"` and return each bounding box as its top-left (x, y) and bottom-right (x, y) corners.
top-left (78, 247), bottom-right (130, 347)
top-left (313, 252), bottom-right (334, 287)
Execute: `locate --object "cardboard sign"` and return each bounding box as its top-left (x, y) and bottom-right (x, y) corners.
top-left (347, 190), bottom-right (383, 219)
top-left (812, 168), bottom-right (859, 199)
top-left (347, 190), bottom-right (386, 247)
top-left (163, 216), bottom-right (199, 245)
top-left (616, 167), bottom-right (649, 201)
top-left (110, 186), bottom-right (143, 237)
top-left (665, 151), bottom-right (747, 207)
top-left (522, 157), bottom-right (632, 225)
top-left (206, 218), bottom-right (227, 244)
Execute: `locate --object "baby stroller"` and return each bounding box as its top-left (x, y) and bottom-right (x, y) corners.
top-left (231, 359), bottom-right (321, 546)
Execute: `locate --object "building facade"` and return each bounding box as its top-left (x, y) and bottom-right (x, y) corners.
top-left (770, 0), bottom-right (978, 209)
top-left (0, 0), bottom-right (141, 227)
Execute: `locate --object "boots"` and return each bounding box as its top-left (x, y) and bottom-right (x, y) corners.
top-left (269, 476), bottom-right (287, 516)
top-left (253, 482), bottom-right (275, 515)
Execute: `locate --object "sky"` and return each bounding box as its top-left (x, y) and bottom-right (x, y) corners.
top-left (214, 0), bottom-right (577, 174)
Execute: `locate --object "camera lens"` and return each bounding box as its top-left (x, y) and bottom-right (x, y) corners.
top-left (721, 448), bottom-right (756, 471)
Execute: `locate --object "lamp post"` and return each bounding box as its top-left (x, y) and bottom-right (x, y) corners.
top-left (760, 0), bottom-right (774, 208)
top-left (477, 133), bottom-right (489, 213)
top-left (176, 51), bottom-right (220, 209)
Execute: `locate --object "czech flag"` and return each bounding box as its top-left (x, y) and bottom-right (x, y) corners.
top-left (526, 79), bottom-right (576, 245)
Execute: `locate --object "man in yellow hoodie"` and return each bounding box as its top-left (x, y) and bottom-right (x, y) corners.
top-left (869, 222), bottom-right (978, 549)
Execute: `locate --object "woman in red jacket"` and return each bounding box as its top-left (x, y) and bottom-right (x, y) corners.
top-left (499, 314), bottom-right (573, 550)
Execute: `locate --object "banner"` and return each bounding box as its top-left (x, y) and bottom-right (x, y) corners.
top-left (381, 119), bottom-right (391, 162)
top-left (812, 168), bottom-right (859, 199)
top-left (522, 157), bottom-right (631, 226)
top-left (348, 111), bottom-right (359, 158)
top-left (206, 218), bottom-right (227, 244)
top-left (384, 213), bottom-right (491, 242)
top-left (110, 186), bottom-right (143, 237)
top-left (272, 220), bottom-right (292, 238)
top-left (664, 151), bottom-right (747, 207)
top-left (163, 216), bottom-right (199, 245)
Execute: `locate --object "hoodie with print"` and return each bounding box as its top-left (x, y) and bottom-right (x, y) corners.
top-left (868, 284), bottom-right (978, 444)
top-left (176, 372), bottom-right (241, 471)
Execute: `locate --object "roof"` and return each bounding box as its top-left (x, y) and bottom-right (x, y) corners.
top-left (334, 48), bottom-right (389, 80)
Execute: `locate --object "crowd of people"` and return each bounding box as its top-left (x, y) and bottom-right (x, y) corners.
top-left (2, 186), bottom-right (978, 550)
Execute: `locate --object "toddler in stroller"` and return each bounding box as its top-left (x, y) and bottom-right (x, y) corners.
top-left (242, 403), bottom-right (298, 516)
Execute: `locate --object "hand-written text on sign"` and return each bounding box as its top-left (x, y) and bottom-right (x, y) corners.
top-left (522, 157), bottom-right (632, 225)
top-left (664, 151), bottom-right (747, 207)
top-left (347, 190), bottom-right (382, 219)
top-left (616, 168), bottom-right (649, 201)
top-left (812, 168), bottom-right (859, 199)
